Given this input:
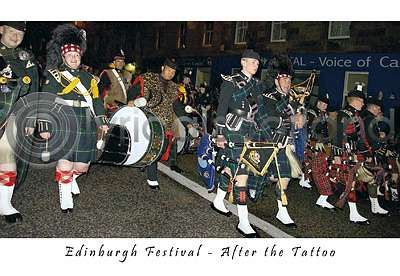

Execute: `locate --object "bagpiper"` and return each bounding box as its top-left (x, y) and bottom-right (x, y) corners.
top-left (259, 54), bottom-right (304, 229)
top-left (331, 84), bottom-right (376, 224)
top-left (305, 93), bottom-right (336, 210)
top-left (212, 49), bottom-right (267, 238)
top-left (0, 21), bottom-right (39, 223)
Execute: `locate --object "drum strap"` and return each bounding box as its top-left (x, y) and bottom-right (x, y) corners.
top-left (161, 130), bottom-right (174, 161)
top-left (111, 69), bottom-right (127, 99)
top-left (60, 71), bottom-right (95, 116)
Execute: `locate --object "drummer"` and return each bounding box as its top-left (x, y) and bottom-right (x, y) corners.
top-left (98, 49), bottom-right (133, 116)
top-left (40, 24), bottom-right (108, 213)
top-left (128, 57), bottom-right (182, 190)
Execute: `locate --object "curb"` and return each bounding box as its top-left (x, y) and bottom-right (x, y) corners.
top-left (157, 162), bottom-right (293, 238)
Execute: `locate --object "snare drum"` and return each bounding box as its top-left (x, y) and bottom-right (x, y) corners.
top-left (97, 106), bottom-right (166, 167)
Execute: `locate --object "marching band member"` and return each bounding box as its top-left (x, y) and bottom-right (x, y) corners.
top-left (98, 49), bottom-right (132, 116)
top-left (361, 96), bottom-right (390, 215)
top-left (40, 24), bottom-right (108, 213)
top-left (332, 85), bottom-right (372, 224)
top-left (129, 58), bottom-right (181, 189)
top-left (0, 21), bottom-right (39, 223)
top-left (212, 49), bottom-right (266, 238)
top-left (305, 93), bottom-right (336, 210)
top-left (260, 54), bottom-right (303, 229)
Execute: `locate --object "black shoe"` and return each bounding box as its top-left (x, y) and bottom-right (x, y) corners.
top-left (61, 208), bottom-right (73, 214)
top-left (372, 212), bottom-right (390, 217)
top-left (148, 185), bottom-right (160, 191)
top-left (276, 219), bottom-right (297, 229)
top-left (351, 219), bottom-right (370, 225)
top-left (210, 202), bottom-right (232, 217)
top-left (236, 225), bottom-right (260, 238)
top-left (170, 165), bottom-right (183, 173)
top-left (316, 204), bottom-right (336, 212)
top-left (4, 213), bottom-right (23, 223)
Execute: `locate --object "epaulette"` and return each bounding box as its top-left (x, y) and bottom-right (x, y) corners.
top-left (221, 74), bottom-right (235, 83)
top-left (262, 90), bottom-right (278, 101)
top-left (48, 69), bottom-right (61, 83)
top-left (341, 109), bottom-right (353, 118)
top-left (221, 73), bottom-right (247, 89)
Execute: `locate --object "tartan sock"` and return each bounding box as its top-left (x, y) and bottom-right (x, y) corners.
top-left (234, 186), bottom-right (247, 205)
top-left (0, 171), bottom-right (17, 187)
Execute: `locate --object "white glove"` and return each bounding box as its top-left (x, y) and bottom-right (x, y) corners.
top-left (133, 97), bottom-right (147, 107)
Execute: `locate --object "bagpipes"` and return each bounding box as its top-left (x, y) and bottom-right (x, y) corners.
top-left (328, 151), bottom-right (362, 209)
top-left (289, 71), bottom-right (316, 162)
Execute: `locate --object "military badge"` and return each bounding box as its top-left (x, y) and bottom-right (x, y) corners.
top-left (18, 50), bottom-right (31, 61)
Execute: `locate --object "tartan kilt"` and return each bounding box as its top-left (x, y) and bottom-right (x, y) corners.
top-left (267, 149), bottom-right (291, 179)
top-left (220, 121), bottom-right (254, 175)
top-left (329, 163), bottom-right (351, 193)
top-left (54, 106), bottom-right (97, 163)
top-left (310, 151), bottom-right (333, 196)
top-left (247, 174), bottom-right (268, 202)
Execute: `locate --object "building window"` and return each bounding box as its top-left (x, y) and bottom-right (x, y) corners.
top-left (270, 21), bottom-right (287, 42)
top-left (328, 21), bottom-right (351, 39)
top-left (343, 71), bottom-right (368, 105)
top-left (178, 22), bottom-right (187, 49)
top-left (234, 21), bottom-right (248, 44)
top-left (203, 22), bottom-right (214, 46)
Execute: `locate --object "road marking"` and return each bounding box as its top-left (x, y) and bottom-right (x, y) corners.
top-left (158, 162), bottom-right (293, 238)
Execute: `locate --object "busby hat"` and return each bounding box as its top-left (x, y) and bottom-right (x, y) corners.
top-left (45, 24), bottom-right (87, 71)
top-left (347, 83), bottom-right (366, 100)
top-left (163, 57), bottom-right (177, 70)
top-left (242, 49), bottom-right (260, 61)
top-left (1, 21), bottom-right (26, 32)
top-left (318, 93), bottom-right (330, 105)
top-left (266, 54), bottom-right (294, 79)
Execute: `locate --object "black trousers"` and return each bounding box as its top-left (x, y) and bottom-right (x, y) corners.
top-left (146, 142), bottom-right (178, 181)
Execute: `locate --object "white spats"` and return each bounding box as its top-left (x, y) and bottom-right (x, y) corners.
top-left (299, 173), bottom-right (312, 189)
top-left (59, 183), bottom-right (73, 210)
top-left (348, 202), bottom-right (369, 223)
top-left (370, 197), bottom-right (389, 215)
top-left (237, 204), bottom-right (256, 235)
top-left (316, 195), bottom-right (335, 209)
top-left (0, 185), bottom-right (19, 216)
top-left (71, 175), bottom-right (80, 195)
top-left (212, 188), bottom-right (229, 213)
top-left (147, 180), bottom-right (159, 187)
top-left (276, 200), bottom-right (295, 224)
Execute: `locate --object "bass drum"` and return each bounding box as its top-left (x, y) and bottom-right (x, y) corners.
top-left (97, 106), bottom-right (166, 167)
top-left (176, 112), bottom-right (204, 155)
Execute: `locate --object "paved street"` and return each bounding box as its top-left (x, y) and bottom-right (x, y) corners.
top-left (1, 154), bottom-right (399, 238)
top-left (0, 162), bottom-right (269, 238)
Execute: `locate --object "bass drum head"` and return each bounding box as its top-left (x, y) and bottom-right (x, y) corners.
top-left (110, 106), bottom-right (150, 165)
top-left (176, 119), bottom-right (188, 155)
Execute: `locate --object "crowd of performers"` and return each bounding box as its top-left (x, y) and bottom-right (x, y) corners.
top-left (1, 22), bottom-right (399, 238)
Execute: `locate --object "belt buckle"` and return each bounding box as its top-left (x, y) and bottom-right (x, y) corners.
top-left (73, 100), bottom-right (81, 107)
